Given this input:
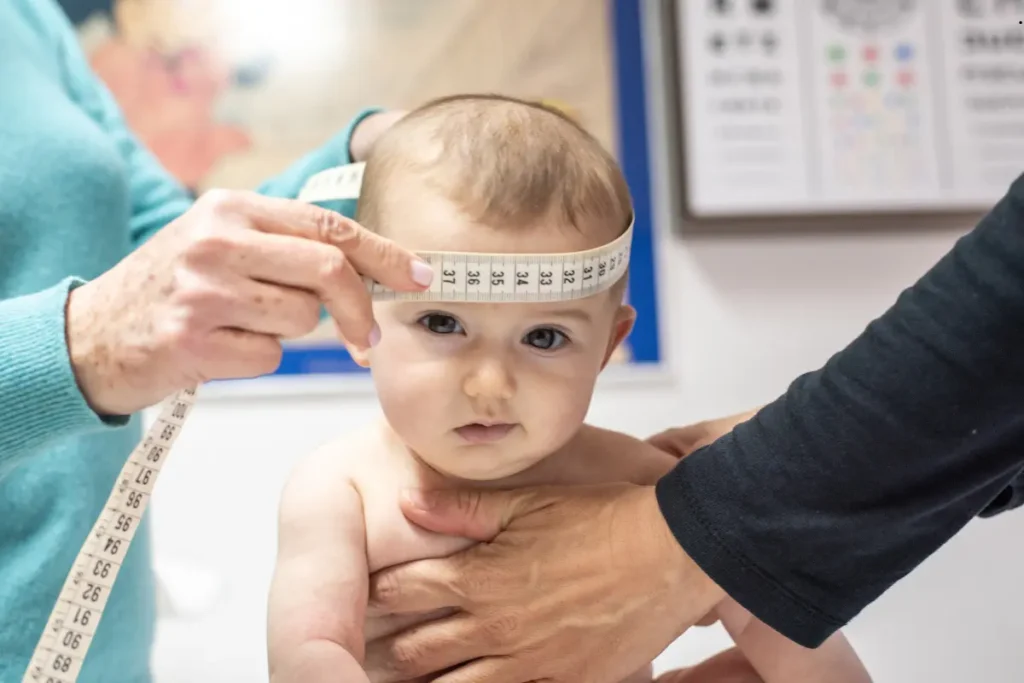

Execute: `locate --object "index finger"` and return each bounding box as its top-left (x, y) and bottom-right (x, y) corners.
top-left (229, 191), bottom-right (434, 291)
top-left (398, 487), bottom-right (553, 540)
top-left (368, 557), bottom-right (466, 616)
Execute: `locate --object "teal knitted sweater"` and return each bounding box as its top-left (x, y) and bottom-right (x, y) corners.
top-left (0, 1), bottom-right (367, 680)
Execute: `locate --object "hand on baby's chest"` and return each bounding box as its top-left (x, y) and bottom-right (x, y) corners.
top-left (359, 484), bottom-right (475, 643)
top-left (358, 466), bottom-right (479, 575)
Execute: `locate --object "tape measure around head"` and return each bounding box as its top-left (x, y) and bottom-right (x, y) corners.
top-left (300, 162), bottom-right (634, 303)
top-left (24, 162), bottom-right (632, 682)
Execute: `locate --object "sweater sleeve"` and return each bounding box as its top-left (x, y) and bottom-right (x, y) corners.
top-left (42, 0), bottom-right (192, 247)
top-left (656, 171), bottom-right (1024, 649)
top-left (0, 278), bottom-right (128, 472)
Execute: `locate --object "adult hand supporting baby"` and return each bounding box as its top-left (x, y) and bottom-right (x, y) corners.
top-left (364, 484), bottom-right (726, 683)
top-left (646, 407), bottom-right (761, 460)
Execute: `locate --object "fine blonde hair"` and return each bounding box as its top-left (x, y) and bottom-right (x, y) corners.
top-left (356, 94), bottom-right (633, 242)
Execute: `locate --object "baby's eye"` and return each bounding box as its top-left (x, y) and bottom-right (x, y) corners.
top-left (418, 313), bottom-right (464, 335)
top-left (523, 327), bottom-right (569, 351)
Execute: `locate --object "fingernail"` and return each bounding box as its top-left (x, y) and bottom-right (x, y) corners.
top-left (411, 260), bottom-right (434, 287)
top-left (403, 488), bottom-right (436, 511)
top-left (368, 323), bottom-right (382, 348)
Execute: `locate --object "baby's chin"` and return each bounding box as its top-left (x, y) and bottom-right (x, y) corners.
top-left (395, 421), bottom-right (586, 482)
top-left (415, 448), bottom-right (548, 483)
top-left (411, 431), bottom-right (573, 483)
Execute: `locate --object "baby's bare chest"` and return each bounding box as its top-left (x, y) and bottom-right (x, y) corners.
top-left (352, 463), bottom-right (479, 641)
top-left (361, 482), bottom-right (475, 573)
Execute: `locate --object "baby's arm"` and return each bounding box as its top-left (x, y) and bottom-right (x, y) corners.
top-left (713, 598), bottom-right (872, 683)
top-left (267, 446), bottom-right (370, 683)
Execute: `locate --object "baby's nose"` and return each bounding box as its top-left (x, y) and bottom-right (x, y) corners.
top-left (462, 358), bottom-right (516, 401)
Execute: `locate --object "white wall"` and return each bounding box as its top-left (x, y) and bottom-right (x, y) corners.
top-left (147, 209), bottom-right (1024, 682)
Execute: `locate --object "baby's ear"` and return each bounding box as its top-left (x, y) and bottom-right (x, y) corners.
top-left (601, 304), bottom-right (636, 369)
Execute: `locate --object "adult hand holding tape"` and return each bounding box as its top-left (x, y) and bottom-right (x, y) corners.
top-left (66, 190), bottom-right (433, 417)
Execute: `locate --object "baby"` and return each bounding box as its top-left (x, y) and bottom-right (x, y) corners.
top-left (266, 95), bottom-right (872, 683)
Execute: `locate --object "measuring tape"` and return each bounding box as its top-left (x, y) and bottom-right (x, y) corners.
top-left (23, 162), bottom-right (632, 682)
top-left (21, 390), bottom-right (198, 683)
top-left (300, 163), bottom-right (633, 303)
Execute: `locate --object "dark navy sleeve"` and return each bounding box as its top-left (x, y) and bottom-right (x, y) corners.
top-left (979, 468), bottom-right (1024, 517)
top-left (656, 172), bottom-right (1024, 648)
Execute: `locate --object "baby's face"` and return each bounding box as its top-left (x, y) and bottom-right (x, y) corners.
top-left (351, 187), bottom-right (633, 480)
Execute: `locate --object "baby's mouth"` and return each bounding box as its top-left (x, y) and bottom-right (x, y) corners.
top-left (454, 422), bottom-right (517, 443)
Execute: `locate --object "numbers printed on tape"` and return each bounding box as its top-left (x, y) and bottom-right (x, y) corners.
top-left (364, 234), bottom-right (632, 302)
top-left (299, 162), bottom-right (633, 303)
top-left (22, 391), bottom-right (196, 683)
top-left (25, 162), bottom-right (634, 683)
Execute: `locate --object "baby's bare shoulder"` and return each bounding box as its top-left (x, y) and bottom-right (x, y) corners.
top-left (279, 424), bottom-right (389, 518)
top-left (293, 425), bottom-right (382, 479)
top-left (549, 424), bottom-right (679, 487)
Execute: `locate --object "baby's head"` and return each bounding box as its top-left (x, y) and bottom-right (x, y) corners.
top-left (347, 94), bottom-right (635, 480)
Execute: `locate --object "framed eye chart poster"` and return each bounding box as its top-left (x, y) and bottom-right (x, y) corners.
top-left (675, 0), bottom-right (1024, 217)
top-left (63, 0), bottom-right (668, 394)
